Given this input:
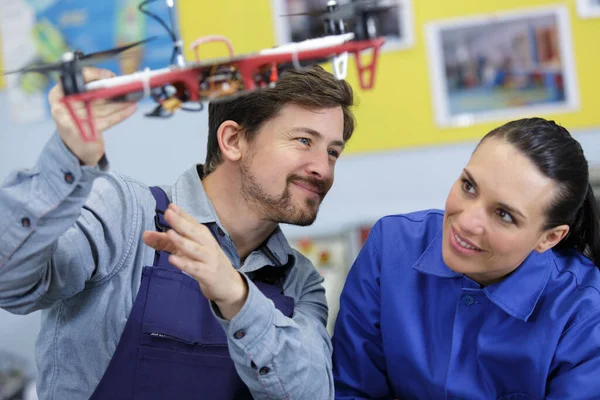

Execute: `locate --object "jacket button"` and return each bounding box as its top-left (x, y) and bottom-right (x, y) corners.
top-left (259, 367), bottom-right (270, 375)
top-left (234, 329), bottom-right (245, 339)
top-left (64, 172), bottom-right (74, 184)
top-left (21, 217), bottom-right (31, 228)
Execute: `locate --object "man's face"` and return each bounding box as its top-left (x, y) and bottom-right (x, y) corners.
top-left (240, 103), bottom-right (345, 226)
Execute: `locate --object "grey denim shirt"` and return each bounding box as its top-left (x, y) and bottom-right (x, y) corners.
top-left (0, 133), bottom-right (333, 399)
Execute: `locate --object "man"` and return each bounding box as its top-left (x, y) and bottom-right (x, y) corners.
top-left (0, 64), bottom-right (355, 399)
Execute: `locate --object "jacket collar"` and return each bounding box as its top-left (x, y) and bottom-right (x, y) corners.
top-left (412, 231), bottom-right (552, 321)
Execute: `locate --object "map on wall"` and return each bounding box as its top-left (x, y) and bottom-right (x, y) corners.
top-left (0, 0), bottom-right (175, 123)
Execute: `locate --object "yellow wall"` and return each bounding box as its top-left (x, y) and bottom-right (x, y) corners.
top-left (177, 0), bottom-right (600, 154)
top-left (2, 1), bottom-right (598, 154)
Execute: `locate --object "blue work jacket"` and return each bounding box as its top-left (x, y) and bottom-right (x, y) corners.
top-left (333, 210), bottom-right (600, 399)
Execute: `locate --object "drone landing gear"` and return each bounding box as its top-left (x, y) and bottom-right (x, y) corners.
top-left (353, 44), bottom-right (381, 89)
top-left (62, 99), bottom-right (98, 142)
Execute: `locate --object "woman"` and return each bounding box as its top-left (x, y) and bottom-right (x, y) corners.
top-left (332, 118), bottom-right (600, 399)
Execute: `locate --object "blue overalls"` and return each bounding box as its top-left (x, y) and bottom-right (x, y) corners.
top-left (90, 187), bottom-right (295, 399)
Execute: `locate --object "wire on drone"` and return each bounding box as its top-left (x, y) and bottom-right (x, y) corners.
top-left (137, 0), bottom-right (182, 64)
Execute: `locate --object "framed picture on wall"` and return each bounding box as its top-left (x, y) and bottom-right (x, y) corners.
top-left (576, 0), bottom-right (600, 18)
top-left (270, 0), bottom-right (414, 52)
top-left (425, 5), bottom-right (579, 128)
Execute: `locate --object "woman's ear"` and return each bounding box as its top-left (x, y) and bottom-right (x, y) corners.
top-left (535, 225), bottom-right (569, 253)
top-left (217, 120), bottom-right (244, 162)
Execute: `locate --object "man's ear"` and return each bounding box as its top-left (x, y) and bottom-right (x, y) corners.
top-left (535, 225), bottom-right (569, 253)
top-left (217, 120), bottom-right (245, 162)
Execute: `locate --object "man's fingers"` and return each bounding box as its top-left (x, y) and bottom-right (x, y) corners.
top-left (82, 67), bottom-right (115, 83)
top-left (48, 82), bottom-right (64, 104)
top-left (95, 104), bottom-right (137, 132)
top-left (164, 206), bottom-right (214, 244)
top-left (58, 100), bottom-right (135, 119)
top-left (170, 203), bottom-right (202, 225)
top-left (142, 231), bottom-right (178, 254)
top-left (52, 101), bottom-right (136, 134)
top-left (87, 101), bottom-right (137, 119)
top-left (166, 229), bottom-right (209, 262)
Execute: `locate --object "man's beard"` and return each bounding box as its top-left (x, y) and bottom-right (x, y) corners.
top-left (240, 162), bottom-right (330, 226)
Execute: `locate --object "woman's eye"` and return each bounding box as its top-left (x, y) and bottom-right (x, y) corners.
top-left (297, 138), bottom-right (310, 146)
top-left (496, 209), bottom-right (514, 224)
top-left (461, 178), bottom-right (475, 194)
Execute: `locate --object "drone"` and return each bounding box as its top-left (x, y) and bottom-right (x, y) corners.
top-left (4, 0), bottom-right (392, 142)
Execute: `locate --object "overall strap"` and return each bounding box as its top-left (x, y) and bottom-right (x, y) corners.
top-left (149, 186), bottom-right (170, 231)
top-left (149, 186), bottom-right (172, 267)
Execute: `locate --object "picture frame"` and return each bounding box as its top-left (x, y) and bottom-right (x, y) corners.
top-left (576, 0), bottom-right (600, 18)
top-left (425, 5), bottom-right (579, 128)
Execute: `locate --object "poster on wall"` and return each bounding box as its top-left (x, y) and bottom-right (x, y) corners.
top-left (576, 0), bottom-right (600, 18)
top-left (270, 0), bottom-right (414, 52)
top-left (0, 0), bottom-right (174, 124)
top-left (425, 6), bottom-right (579, 128)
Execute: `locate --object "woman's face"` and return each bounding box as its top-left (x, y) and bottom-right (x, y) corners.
top-left (442, 137), bottom-right (568, 285)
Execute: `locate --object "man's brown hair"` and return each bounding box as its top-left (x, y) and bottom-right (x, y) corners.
top-left (203, 65), bottom-right (356, 176)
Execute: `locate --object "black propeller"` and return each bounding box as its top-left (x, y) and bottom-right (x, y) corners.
top-left (3, 36), bottom-right (156, 76)
top-left (77, 36), bottom-right (157, 63)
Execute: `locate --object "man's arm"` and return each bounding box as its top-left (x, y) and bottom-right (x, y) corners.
top-left (0, 67), bottom-right (139, 314)
top-left (219, 262), bottom-right (333, 400)
top-left (0, 133), bottom-right (145, 314)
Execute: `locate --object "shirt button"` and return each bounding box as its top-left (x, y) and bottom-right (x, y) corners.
top-left (234, 329), bottom-right (245, 339)
top-left (217, 227), bottom-right (225, 237)
top-left (462, 295), bottom-right (475, 306)
top-left (21, 217), bottom-right (31, 228)
top-left (259, 367), bottom-right (270, 375)
top-left (64, 172), bottom-right (74, 184)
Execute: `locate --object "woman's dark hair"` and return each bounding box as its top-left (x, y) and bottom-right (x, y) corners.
top-left (479, 117), bottom-right (600, 267)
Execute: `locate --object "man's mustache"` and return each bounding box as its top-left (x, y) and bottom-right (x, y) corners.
top-left (288, 175), bottom-right (331, 197)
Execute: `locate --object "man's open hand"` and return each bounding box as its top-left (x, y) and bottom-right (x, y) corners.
top-left (142, 203), bottom-right (248, 320)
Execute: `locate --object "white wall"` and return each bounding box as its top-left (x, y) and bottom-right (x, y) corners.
top-left (2, 91), bottom-right (600, 372)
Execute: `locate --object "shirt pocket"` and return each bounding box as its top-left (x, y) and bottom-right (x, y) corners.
top-left (134, 267), bottom-right (249, 400)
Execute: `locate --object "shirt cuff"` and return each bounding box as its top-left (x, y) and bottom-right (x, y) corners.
top-left (0, 133), bottom-right (109, 262)
top-left (211, 272), bottom-right (275, 350)
top-left (39, 132), bottom-right (109, 198)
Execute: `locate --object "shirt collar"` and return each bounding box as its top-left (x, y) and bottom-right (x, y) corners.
top-left (168, 164), bottom-right (294, 268)
top-left (412, 231), bottom-right (553, 321)
top-left (170, 165), bottom-right (217, 224)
